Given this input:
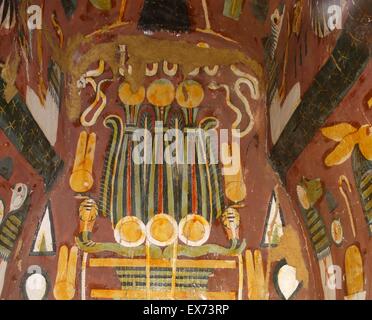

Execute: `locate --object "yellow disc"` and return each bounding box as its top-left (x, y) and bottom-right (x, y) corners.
top-left (118, 82), bottom-right (145, 106)
top-left (114, 216), bottom-right (146, 247)
top-left (151, 220), bottom-right (173, 242)
top-left (225, 181), bottom-right (247, 203)
top-left (176, 80), bottom-right (204, 109)
top-left (54, 281), bottom-right (76, 300)
top-left (183, 220), bottom-right (205, 242)
top-left (331, 219), bottom-right (343, 245)
top-left (69, 171), bottom-right (94, 193)
top-left (121, 221), bottom-right (142, 241)
top-left (146, 214), bottom-right (178, 247)
top-left (178, 214), bottom-right (210, 247)
top-left (147, 79), bottom-right (175, 107)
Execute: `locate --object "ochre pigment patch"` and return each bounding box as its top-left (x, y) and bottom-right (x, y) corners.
top-left (47, 33), bottom-right (262, 121)
top-left (1, 52), bottom-right (20, 103)
top-left (270, 225), bottom-right (309, 289)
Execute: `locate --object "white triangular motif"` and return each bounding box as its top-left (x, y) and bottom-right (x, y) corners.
top-left (277, 264), bottom-right (301, 300)
top-left (30, 203), bottom-right (56, 255)
top-left (261, 192), bottom-right (284, 246)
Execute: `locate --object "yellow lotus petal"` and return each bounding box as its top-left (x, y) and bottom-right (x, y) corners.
top-left (358, 126), bottom-right (372, 161)
top-left (321, 123), bottom-right (357, 142)
top-left (325, 134), bottom-right (356, 166)
top-left (225, 181), bottom-right (247, 203)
